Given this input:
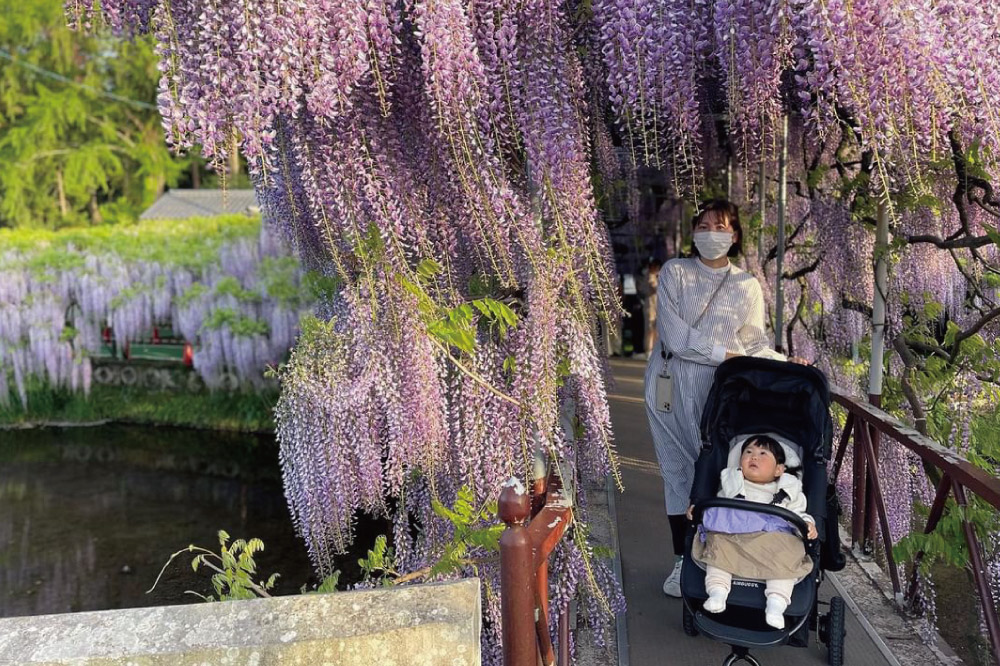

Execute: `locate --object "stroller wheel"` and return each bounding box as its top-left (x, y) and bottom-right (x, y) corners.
top-left (823, 596), bottom-right (846, 666)
top-left (682, 604), bottom-right (698, 637)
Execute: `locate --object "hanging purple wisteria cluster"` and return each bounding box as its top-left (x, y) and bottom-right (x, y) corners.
top-left (593, 0), bottom-right (1000, 188)
top-left (0, 219), bottom-right (308, 407)
top-left (72, 0), bottom-right (626, 658)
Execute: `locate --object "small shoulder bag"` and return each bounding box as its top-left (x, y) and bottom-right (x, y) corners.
top-left (654, 268), bottom-right (732, 413)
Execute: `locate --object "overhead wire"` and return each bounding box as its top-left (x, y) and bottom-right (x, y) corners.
top-left (0, 47), bottom-right (158, 111)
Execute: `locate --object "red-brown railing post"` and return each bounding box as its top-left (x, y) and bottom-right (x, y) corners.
top-left (532, 470), bottom-right (548, 517)
top-left (856, 421), bottom-right (901, 598)
top-left (905, 474), bottom-right (952, 608)
top-left (558, 609), bottom-right (570, 666)
top-left (531, 463), bottom-right (553, 664)
top-left (500, 469), bottom-right (574, 666)
top-left (832, 386), bottom-right (1000, 663)
top-left (831, 412), bottom-right (855, 482)
top-left (953, 482), bottom-right (1000, 665)
top-left (500, 479), bottom-right (537, 666)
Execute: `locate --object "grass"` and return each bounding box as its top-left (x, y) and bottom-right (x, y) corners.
top-left (0, 215), bottom-right (262, 274)
top-left (0, 382), bottom-right (277, 433)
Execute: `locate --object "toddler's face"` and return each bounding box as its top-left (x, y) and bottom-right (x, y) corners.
top-left (740, 442), bottom-right (785, 483)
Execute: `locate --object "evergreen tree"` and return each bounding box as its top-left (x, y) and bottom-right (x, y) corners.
top-left (0, 0), bottom-right (187, 227)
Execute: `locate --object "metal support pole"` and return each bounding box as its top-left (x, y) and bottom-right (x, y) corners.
top-left (851, 419), bottom-right (868, 550)
top-left (865, 200), bottom-right (889, 547)
top-left (757, 159), bottom-right (766, 266)
top-left (726, 154), bottom-right (734, 200)
top-left (774, 115), bottom-right (788, 352)
top-left (868, 200), bottom-right (889, 401)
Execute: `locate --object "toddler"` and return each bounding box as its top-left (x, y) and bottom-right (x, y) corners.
top-left (689, 435), bottom-right (817, 629)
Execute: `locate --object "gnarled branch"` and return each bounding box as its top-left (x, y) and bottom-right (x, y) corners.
top-left (841, 297), bottom-right (873, 318)
top-left (906, 234), bottom-right (994, 249)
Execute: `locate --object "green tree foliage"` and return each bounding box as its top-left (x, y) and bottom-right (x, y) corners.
top-left (0, 0), bottom-right (188, 227)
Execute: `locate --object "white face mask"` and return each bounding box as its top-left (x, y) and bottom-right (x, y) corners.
top-left (693, 231), bottom-right (734, 260)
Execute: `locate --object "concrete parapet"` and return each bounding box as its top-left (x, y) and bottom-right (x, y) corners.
top-left (0, 578), bottom-right (481, 666)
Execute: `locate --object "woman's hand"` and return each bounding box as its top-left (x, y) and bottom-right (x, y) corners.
top-left (686, 504), bottom-right (694, 520)
top-left (807, 522), bottom-right (818, 540)
top-left (788, 356), bottom-right (811, 366)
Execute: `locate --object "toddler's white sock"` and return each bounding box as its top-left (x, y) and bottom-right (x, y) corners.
top-left (703, 587), bottom-right (728, 613)
top-left (764, 594), bottom-right (788, 629)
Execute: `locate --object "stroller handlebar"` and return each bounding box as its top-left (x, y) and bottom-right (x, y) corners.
top-left (691, 497), bottom-right (813, 542)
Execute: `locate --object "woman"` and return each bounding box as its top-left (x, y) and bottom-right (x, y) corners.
top-left (643, 199), bottom-right (794, 597)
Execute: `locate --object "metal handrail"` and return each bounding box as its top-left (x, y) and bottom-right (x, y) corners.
top-left (830, 386), bottom-right (1000, 665)
top-left (499, 472), bottom-right (573, 666)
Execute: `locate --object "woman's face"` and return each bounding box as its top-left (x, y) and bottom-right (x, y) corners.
top-left (694, 210), bottom-right (738, 246)
top-left (740, 442), bottom-right (785, 483)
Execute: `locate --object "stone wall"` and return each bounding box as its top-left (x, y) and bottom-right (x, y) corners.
top-left (0, 579), bottom-right (481, 666)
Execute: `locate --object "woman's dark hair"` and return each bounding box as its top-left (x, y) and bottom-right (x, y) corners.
top-left (742, 434), bottom-right (785, 465)
top-left (691, 199), bottom-right (743, 258)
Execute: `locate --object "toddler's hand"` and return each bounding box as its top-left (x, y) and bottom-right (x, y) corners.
top-left (807, 523), bottom-right (818, 540)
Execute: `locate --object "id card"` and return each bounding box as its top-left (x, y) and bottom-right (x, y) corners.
top-left (655, 371), bottom-right (674, 413)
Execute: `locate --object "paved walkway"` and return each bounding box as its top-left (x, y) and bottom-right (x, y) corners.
top-left (607, 358), bottom-right (895, 666)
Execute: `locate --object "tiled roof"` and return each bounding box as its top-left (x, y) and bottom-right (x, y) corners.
top-left (139, 189), bottom-right (259, 220)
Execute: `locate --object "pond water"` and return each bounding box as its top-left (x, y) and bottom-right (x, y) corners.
top-left (0, 425), bottom-right (377, 619)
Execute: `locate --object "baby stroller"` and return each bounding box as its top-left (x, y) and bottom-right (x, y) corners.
top-left (680, 357), bottom-right (848, 666)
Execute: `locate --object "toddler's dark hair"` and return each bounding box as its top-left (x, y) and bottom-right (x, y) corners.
top-left (742, 435), bottom-right (785, 465)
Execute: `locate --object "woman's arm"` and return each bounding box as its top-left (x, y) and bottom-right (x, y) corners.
top-left (657, 265), bottom-right (728, 365)
top-left (738, 280), bottom-right (786, 361)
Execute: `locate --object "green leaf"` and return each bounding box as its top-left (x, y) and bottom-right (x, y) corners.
top-left (416, 258), bottom-right (442, 279)
top-left (984, 224), bottom-right (1000, 247)
top-left (315, 572), bottom-right (340, 594)
top-left (943, 321), bottom-right (960, 348)
top-left (465, 525), bottom-right (503, 552)
top-left (471, 300), bottom-right (491, 317)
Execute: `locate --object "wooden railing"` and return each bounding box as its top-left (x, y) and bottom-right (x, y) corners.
top-left (499, 471), bottom-right (573, 666)
top-left (830, 386), bottom-right (1000, 665)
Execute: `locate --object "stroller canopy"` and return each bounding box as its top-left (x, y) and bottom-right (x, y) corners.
top-left (699, 356), bottom-right (832, 463)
